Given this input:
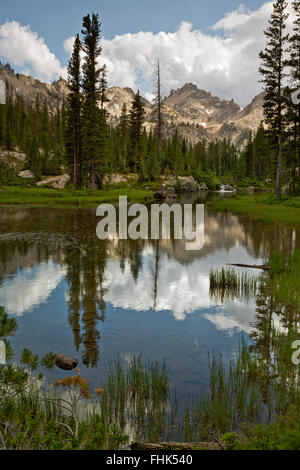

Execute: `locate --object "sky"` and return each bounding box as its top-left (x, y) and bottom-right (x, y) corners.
top-left (0, 1), bottom-right (296, 106)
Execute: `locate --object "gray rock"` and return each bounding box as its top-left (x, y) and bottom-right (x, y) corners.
top-left (36, 174), bottom-right (70, 189)
top-left (154, 188), bottom-right (167, 200)
top-left (54, 354), bottom-right (78, 371)
top-left (221, 184), bottom-right (236, 192)
top-left (177, 176), bottom-right (199, 192)
top-left (246, 186), bottom-right (255, 195)
top-left (18, 170), bottom-right (35, 179)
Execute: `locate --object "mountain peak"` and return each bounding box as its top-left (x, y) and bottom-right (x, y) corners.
top-left (0, 66), bottom-right (263, 148)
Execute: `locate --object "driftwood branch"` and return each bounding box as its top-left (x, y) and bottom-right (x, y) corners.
top-left (227, 263), bottom-right (270, 271)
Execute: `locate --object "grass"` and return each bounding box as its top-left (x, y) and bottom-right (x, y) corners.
top-left (209, 267), bottom-right (259, 302)
top-left (0, 185), bottom-right (153, 207)
top-left (207, 194), bottom-right (300, 224)
top-left (269, 251), bottom-right (300, 309)
top-left (97, 356), bottom-right (170, 443)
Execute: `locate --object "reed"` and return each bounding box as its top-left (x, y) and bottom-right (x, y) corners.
top-left (209, 268), bottom-right (259, 302)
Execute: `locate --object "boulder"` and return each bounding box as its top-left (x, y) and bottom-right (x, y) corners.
top-left (166, 187), bottom-right (176, 199)
top-left (103, 173), bottom-right (138, 185)
top-left (36, 174), bottom-right (70, 189)
top-left (18, 170), bottom-right (35, 179)
top-left (220, 184), bottom-right (236, 193)
top-left (282, 184), bottom-right (290, 194)
top-left (154, 188), bottom-right (167, 200)
top-left (54, 354), bottom-right (78, 371)
top-left (246, 186), bottom-right (255, 195)
top-left (177, 176), bottom-right (199, 192)
top-left (198, 183), bottom-right (209, 191)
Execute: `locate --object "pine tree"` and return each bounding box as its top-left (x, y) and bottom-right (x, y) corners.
top-left (99, 64), bottom-right (109, 110)
top-left (119, 103), bottom-right (129, 170)
top-left (81, 13), bottom-right (103, 189)
top-left (259, 0), bottom-right (289, 198)
top-left (154, 59), bottom-right (163, 159)
top-left (66, 34), bottom-right (82, 189)
top-left (129, 91), bottom-right (145, 173)
top-left (288, 1), bottom-right (300, 185)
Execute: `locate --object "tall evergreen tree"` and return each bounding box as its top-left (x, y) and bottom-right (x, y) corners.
top-left (288, 1), bottom-right (300, 185)
top-left (119, 103), bottom-right (129, 170)
top-left (154, 59), bottom-right (163, 159)
top-left (81, 13), bottom-right (103, 188)
top-left (66, 34), bottom-right (82, 189)
top-left (259, 0), bottom-right (289, 198)
top-left (129, 91), bottom-right (145, 173)
top-left (99, 64), bottom-right (109, 110)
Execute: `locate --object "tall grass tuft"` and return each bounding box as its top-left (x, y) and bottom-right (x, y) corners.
top-left (97, 356), bottom-right (170, 443)
top-left (209, 268), bottom-right (259, 302)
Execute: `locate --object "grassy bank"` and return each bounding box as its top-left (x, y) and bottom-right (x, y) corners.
top-left (207, 194), bottom-right (300, 224)
top-left (0, 185), bottom-right (154, 206)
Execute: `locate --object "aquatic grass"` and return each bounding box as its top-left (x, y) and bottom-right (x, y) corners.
top-left (97, 356), bottom-right (170, 443)
top-left (209, 267), bottom-right (259, 302)
top-left (269, 251), bottom-right (300, 309)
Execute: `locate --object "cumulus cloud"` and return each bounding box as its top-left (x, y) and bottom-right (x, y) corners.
top-left (0, 21), bottom-right (66, 82)
top-left (0, 262), bottom-right (66, 316)
top-left (101, 243), bottom-right (262, 322)
top-left (64, 1), bottom-right (294, 105)
top-left (0, 2), bottom-right (296, 103)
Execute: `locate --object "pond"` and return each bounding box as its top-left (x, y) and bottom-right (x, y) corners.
top-left (0, 196), bottom-right (298, 407)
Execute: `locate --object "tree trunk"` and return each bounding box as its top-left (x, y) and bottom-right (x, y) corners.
top-left (276, 133), bottom-right (282, 198)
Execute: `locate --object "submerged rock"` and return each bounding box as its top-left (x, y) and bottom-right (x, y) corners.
top-left (54, 354), bottom-right (78, 371)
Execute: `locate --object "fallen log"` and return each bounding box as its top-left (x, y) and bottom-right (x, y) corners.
top-left (227, 263), bottom-right (270, 271)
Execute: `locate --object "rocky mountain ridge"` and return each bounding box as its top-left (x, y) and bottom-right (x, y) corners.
top-left (0, 64), bottom-right (264, 148)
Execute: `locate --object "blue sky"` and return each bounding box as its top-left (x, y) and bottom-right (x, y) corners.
top-left (0, 1), bottom-right (294, 105)
top-left (0, 0), bottom-right (268, 66)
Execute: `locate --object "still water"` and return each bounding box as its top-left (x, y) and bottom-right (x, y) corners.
top-left (0, 197), bottom-right (298, 404)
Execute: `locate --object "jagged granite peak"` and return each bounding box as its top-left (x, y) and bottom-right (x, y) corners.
top-left (0, 64), bottom-right (264, 148)
top-left (0, 63), bottom-right (66, 112)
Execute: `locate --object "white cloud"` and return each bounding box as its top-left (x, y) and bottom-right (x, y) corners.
top-left (0, 21), bottom-right (66, 82)
top-left (102, 244), bottom-right (263, 322)
top-left (0, 261), bottom-right (66, 316)
top-left (0, 2), bottom-right (296, 104)
top-left (92, 1), bottom-right (295, 105)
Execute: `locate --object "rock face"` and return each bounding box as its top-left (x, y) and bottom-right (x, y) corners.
top-left (36, 174), bottom-right (70, 189)
top-left (18, 170), bottom-right (35, 179)
top-left (54, 354), bottom-right (78, 371)
top-left (157, 84), bottom-right (264, 148)
top-left (0, 64), bottom-right (67, 113)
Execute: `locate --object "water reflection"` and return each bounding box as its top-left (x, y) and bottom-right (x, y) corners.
top-left (0, 204), bottom-right (299, 378)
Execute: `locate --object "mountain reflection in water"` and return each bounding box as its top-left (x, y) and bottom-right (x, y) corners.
top-left (0, 202), bottom-right (298, 397)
